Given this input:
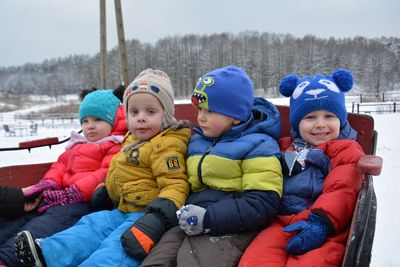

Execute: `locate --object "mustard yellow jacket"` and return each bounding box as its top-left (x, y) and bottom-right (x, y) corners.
top-left (106, 127), bottom-right (191, 213)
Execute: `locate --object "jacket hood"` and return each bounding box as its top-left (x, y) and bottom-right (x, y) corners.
top-left (245, 97), bottom-right (281, 140)
top-left (111, 104), bottom-right (128, 136)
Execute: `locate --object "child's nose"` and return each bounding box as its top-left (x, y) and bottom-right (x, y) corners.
top-left (315, 118), bottom-right (326, 127)
top-left (137, 112), bottom-right (146, 121)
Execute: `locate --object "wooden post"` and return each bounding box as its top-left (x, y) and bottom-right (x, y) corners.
top-left (114, 0), bottom-right (129, 86)
top-left (100, 0), bottom-right (107, 88)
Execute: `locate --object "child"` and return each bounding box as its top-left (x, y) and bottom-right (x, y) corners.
top-left (238, 69), bottom-right (366, 266)
top-left (0, 186), bottom-right (41, 218)
top-left (140, 65), bottom-right (283, 267)
top-left (0, 88), bottom-right (127, 267)
top-left (16, 69), bottom-right (191, 267)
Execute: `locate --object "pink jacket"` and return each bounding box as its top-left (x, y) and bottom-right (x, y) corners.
top-left (42, 105), bottom-right (127, 201)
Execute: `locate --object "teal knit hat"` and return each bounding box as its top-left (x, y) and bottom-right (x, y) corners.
top-left (79, 89), bottom-right (121, 126)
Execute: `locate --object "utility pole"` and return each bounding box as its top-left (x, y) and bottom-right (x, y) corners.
top-left (114, 0), bottom-right (129, 86)
top-left (99, 0), bottom-right (107, 88)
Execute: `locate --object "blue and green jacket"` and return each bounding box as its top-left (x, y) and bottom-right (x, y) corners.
top-left (186, 97), bottom-right (283, 235)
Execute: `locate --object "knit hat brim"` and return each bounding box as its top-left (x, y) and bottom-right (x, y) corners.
top-left (290, 97), bottom-right (348, 134)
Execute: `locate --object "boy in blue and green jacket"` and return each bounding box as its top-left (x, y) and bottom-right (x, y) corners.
top-left (141, 65), bottom-right (283, 267)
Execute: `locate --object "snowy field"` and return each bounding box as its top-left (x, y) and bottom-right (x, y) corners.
top-left (0, 99), bottom-right (398, 266)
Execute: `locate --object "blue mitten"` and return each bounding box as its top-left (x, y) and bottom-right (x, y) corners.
top-left (284, 213), bottom-right (329, 255)
top-left (176, 204), bottom-right (209, 236)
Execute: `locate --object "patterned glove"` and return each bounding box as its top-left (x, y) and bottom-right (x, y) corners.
top-left (284, 213), bottom-right (329, 255)
top-left (38, 184), bottom-right (83, 213)
top-left (176, 204), bottom-right (208, 236)
top-left (23, 180), bottom-right (57, 200)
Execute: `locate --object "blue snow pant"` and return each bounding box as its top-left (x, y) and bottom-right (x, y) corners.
top-left (0, 203), bottom-right (92, 267)
top-left (39, 208), bottom-right (144, 267)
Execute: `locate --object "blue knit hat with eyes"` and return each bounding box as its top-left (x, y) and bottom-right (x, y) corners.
top-left (279, 68), bottom-right (353, 136)
top-left (79, 89), bottom-right (121, 126)
top-left (191, 65), bottom-right (254, 121)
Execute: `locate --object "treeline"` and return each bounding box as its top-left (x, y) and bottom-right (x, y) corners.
top-left (0, 31), bottom-right (399, 98)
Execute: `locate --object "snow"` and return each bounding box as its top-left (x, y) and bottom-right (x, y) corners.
top-left (0, 99), bottom-right (398, 266)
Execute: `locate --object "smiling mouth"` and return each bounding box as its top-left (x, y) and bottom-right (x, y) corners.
top-left (312, 132), bottom-right (329, 136)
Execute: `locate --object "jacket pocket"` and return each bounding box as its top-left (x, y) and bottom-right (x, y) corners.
top-left (122, 182), bottom-right (160, 207)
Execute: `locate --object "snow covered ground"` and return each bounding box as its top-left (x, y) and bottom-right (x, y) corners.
top-left (0, 100), bottom-right (398, 266)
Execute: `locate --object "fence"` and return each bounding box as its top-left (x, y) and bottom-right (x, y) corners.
top-left (347, 92), bottom-right (400, 103)
top-left (0, 113), bottom-right (80, 128)
top-left (351, 102), bottom-right (398, 114)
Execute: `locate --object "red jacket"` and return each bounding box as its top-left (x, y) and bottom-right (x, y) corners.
top-left (239, 139), bottom-right (365, 267)
top-left (281, 139), bottom-right (365, 230)
top-left (42, 105), bottom-right (127, 202)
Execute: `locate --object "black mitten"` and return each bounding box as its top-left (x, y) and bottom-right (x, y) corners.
top-left (90, 183), bottom-right (114, 210)
top-left (120, 198), bottom-right (178, 259)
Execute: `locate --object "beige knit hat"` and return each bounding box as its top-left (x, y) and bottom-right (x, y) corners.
top-left (123, 69), bottom-right (176, 130)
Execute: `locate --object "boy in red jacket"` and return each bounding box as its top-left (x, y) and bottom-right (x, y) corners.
top-left (239, 69), bottom-right (366, 267)
top-left (0, 88), bottom-right (128, 267)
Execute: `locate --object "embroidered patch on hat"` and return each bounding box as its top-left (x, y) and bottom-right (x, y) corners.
top-left (150, 85), bottom-right (160, 93)
top-left (191, 76), bottom-right (214, 109)
top-left (165, 156), bottom-right (181, 170)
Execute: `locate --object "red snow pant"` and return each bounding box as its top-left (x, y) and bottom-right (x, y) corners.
top-left (239, 215), bottom-right (348, 267)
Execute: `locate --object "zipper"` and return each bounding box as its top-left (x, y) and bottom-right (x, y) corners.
top-left (197, 139), bottom-right (217, 186)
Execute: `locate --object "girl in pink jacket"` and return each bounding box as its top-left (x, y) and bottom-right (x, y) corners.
top-left (0, 88), bottom-right (128, 267)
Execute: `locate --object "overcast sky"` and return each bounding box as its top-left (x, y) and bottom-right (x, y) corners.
top-left (0, 0), bottom-right (399, 68)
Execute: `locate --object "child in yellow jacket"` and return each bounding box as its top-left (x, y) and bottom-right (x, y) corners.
top-left (16, 69), bottom-right (191, 267)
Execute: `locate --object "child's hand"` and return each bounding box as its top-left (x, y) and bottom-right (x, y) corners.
top-left (22, 180), bottom-right (57, 199)
top-left (176, 204), bottom-right (208, 236)
top-left (284, 213), bottom-right (329, 255)
top-left (91, 183), bottom-right (114, 210)
top-left (24, 196), bottom-right (41, 212)
top-left (38, 184), bottom-right (83, 212)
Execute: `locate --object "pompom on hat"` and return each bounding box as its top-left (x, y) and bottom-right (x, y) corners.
top-left (279, 68), bottom-right (353, 136)
top-left (123, 69), bottom-right (176, 129)
top-left (191, 65), bottom-right (254, 122)
top-left (79, 89), bottom-right (121, 126)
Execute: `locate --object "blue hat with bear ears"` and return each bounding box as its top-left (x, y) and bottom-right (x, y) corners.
top-left (279, 68), bottom-right (353, 137)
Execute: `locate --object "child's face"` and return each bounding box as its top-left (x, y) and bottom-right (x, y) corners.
top-left (82, 116), bottom-right (112, 142)
top-left (299, 110), bottom-right (340, 146)
top-left (127, 93), bottom-right (164, 141)
top-left (197, 108), bottom-right (240, 138)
